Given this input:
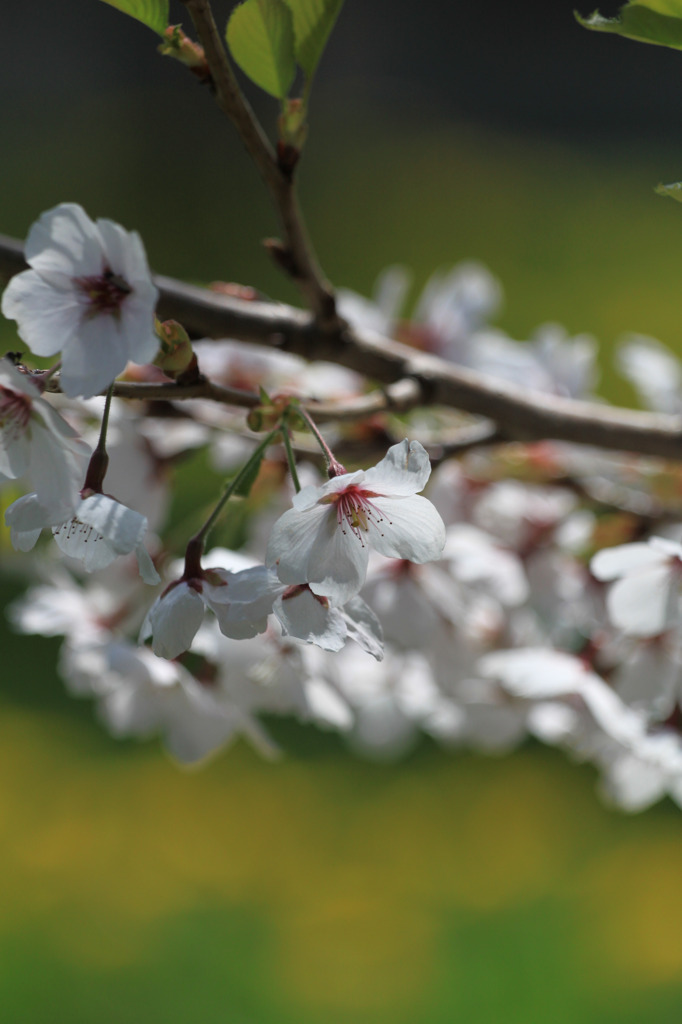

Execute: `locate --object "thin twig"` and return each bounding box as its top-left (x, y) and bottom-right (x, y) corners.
top-left (64, 375), bottom-right (422, 424)
top-left (287, 420), bottom-right (504, 467)
top-left (3, 233), bottom-right (682, 460)
top-left (179, 0), bottom-right (337, 323)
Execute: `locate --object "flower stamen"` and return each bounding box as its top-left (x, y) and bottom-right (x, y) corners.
top-left (75, 266), bottom-right (132, 319)
top-left (52, 518), bottom-right (103, 544)
top-left (328, 485), bottom-right (391, 543)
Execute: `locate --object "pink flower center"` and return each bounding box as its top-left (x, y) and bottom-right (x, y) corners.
top-left (74, 266), bottom-right (131, 318)
top-left (328, 485), bottom-right (388, 543)
top-left (0, 385), bottom-right (32, 437)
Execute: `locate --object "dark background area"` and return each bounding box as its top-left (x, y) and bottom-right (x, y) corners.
top-left (2, 1), bottom-right (679, 139)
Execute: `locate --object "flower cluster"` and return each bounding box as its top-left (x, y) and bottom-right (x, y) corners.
top-left (6, 205), bottom-right (682, 812)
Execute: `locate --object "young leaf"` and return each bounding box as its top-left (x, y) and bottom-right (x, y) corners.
top-left (576, 2), bottom-right (682, 51)
top-left (226, 0), bottom-right (296, 99)
top-left (284, 0), bottom-right (344, 79)
top-left (233, 447), bottom-right (266, 497)
top-left (655, 180), bottom-right (682, 201)
top-left (97, 0), bottom-right (169, 36)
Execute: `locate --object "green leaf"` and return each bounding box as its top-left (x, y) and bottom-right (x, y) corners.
top-left (655, 180), bottom-right (682, 201)
top-left (97, 0), bottom-right (169, 36)
top-left (284, 0), bottom-right (344, 78)
top-left (226, 0), bottom-right (296, 98)
top-left (233, 447), bottom-right (266, 497)
top-left (576, 2), bottom-right (682, 50)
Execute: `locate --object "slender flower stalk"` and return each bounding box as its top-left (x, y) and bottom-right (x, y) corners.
top-left (296, 406), bottom-right (346, 477)
top-left (280, 424), bottom-right (301, 493)
top-left (191, 427), bottom-right (281, 551)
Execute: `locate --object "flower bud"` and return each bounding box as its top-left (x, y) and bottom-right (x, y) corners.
top-left (158, 26), bottom-right (211, 84)
top-left (154, 319), bottom-right (198, 381)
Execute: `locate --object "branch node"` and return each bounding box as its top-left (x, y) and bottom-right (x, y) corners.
top-left (264, 238), bottom-right (301, 279)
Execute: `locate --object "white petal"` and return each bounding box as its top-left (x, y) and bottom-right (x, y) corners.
top-left (59, 314), bottom-right (130, 398)
top-left (135, 542), bottom-right (161, 585)
top-left (268, 500), bottom-right (370, 603)
top-left (145, 584), bottom-right (206, 659)
top-left (5, 492), bottom-right (50, 531)
top-left (479, 647), bottom-right (588, 698)
top-left (363, 439), bottom-right (432, 495)
top-left (341, 596), bottom-right (384, 660)
top-left (366, 494), bottom-right (446, 563)
top-left (617, 334), bottom-right (682, 415)
top-left (211, 565), bottom-right (280, 639)
top-left (274, 588), bottom-right (347, 652)
top-left (305, 678), bottom-right (354, 730)
top-left (52, 518), bottom-right (117, 572)
top-left (0, 425), bottom-right (29, 479)
top-left (27, 423), bottom-right (87, 514)
top-left (119, 297), bottom-right (160, 367)
top-left (5, 494), bottom-right (45, 551)
top-left (2, 270), bottom-right (82, 357)
top-left (214, 565), bottom-right (280, 607)
top-left (649, 536), bottom-right (682, 561)
top-left (76, 494), bottom-right (147, 554)
top-left (591, 542), bottom-right (664, 581)
top-left (602, 754), bottom-right (667, 813)
top-left (607, 564), bottom-right (679, 637)
top-left (24, 203), bottom-right (105, 282)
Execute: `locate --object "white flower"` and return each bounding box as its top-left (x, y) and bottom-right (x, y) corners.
top-left (5, 491), bottom-right (160, 583)
top-left (266, 439), bottom-right (446, 604)
top-left (229, 568), bottom-right (384, 658)
top-left (141, 570), bottom-right (234, 660)
top-left (142, 561), bottom-right (384, 661)
top-left (0, 358), bottom-right (90, 517)
top-left (616, 334), bottom-right (682, 415)
top-left (193, 621), bottom-right (355, 733)
top-left (61, 634), bottom-right (275, 765)
top-left (478, 647), bottom-right (645, 748)
top-left (1, 203), bottom-right (159, 398)
top-left (337, 265), bottom-right (410, 336)
top-left (414, 261), bottom-right (502, 359)
top-left (591, 537), bottom-right (682, 638)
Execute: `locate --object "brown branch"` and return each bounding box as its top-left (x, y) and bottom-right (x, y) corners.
top-left (3, 233), bottom-right (682, 460)
top-left (100, 375), bottom-right (422, 424)
top-left (292, 420), bottom-right (503, 468)
top-left (179, 0), bottom-right (337, 323)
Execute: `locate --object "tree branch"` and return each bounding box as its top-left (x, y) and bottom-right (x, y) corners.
top-left (96, 375), bottom-right (423, 424)
top-left (3, 232), bottom-right (682, 460)
top-left (179, 0), bottom-right (337, 323)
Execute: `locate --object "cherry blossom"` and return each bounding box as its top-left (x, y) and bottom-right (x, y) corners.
top-left (413, 261), bottom-right (502, 360)
top-left (266, 439), bottom-right (446, 604)
top-left (1, 203), bottom-right (159, 398)
top-left (591, 537), bottom-right (682, 638)
top-left (337, 264), bottom-right (410, 336)
top-left (141, 569), bottom-right (237, 660)
top-left (61, 633), bottom-right (276, 765)
top-left (0, 357), bottom-right (90, 519)
top-left (617, 334), bottom-right (682, 415)
top-left (6, 491), bottom-right (160, 583)
top-left (142, 557), bottom-right (384, 661)
top-left (193, 622), bottom-right (355, 733)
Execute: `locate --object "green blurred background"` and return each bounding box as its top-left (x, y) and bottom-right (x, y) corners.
top-left (3, 1), bottom-right (682, 1021)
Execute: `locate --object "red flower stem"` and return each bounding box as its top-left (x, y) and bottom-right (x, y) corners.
top-left (297, 406), bottom-right (346, 477)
